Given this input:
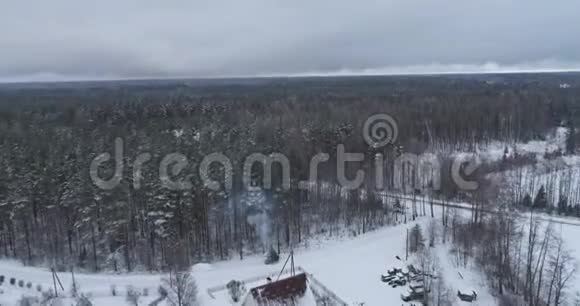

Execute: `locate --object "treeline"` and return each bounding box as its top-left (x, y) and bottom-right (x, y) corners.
top-left (519, 185), bottom-right (580, 217)
top-left (499, 162), bottom-right (580, 217)
top-left (0, 75), bottom-right (578, 272)
top-left (442, 203), bottom-right (578, 306)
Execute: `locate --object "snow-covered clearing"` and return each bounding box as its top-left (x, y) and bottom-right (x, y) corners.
top-left (480, 126), bottom-right (568, 162)
top-left (433, 245), bottom-right (495, 306)
top-left (397, 193), bottom-right (580, 297)
top-left (429, 127), bottom-right (569, 163)
top-left (197, 222), bottom-right (423, 305)
top-left (0, 210), bottom-right (495, 305)
top-left (0, 261), bottom-right (165, 305)
top-left (194, 211), bottom-right (496, 306)
top-left (2, 199), bottom-right (580, 305)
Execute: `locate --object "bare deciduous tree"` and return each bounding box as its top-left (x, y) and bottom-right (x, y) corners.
top-left (162, 271), bottom-right (198, 306)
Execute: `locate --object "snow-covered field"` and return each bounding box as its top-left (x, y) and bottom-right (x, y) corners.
top-left (0, 261), bottom-right (165, 305)
top-left (194, 212), bottom-right (496, 306)
top-left (0, 208), bottom-right (496, 305)
top-left (1, 198), bottom-right (579, 305)
top-left (441, 126), bottom-right (570, 163)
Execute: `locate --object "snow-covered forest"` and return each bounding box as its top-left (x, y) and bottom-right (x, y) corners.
top-left (1, 74), bottom-right (580, 305)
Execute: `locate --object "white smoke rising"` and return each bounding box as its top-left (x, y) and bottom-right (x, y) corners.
top-left (242, 185), bottom-right (272, 251)
top-left (246, 211), bottom-right (271, 250)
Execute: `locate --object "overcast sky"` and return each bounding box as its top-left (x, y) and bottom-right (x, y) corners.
top-left (1, 0), bottom-right (579, 82)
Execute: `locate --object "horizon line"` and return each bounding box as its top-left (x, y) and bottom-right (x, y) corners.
top-left (2, 68), bottom-right (580, 85)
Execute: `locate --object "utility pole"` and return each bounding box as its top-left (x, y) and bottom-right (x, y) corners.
top-left (50, 268), bottom-right (64, 297)
top-left (406, 228), bottom-right (409, 261)
top-left (51, 268), bottom-right (58, 297)
top-left (71, 266), bottom-right (77, 297)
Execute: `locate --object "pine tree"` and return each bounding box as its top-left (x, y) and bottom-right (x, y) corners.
top-left (533, 186), bottom-right (547, 210)
top-left (264, 246), bottom-right (279, 265)
top-left (521, 194), bottom-right (532, 208)
top-left (409, 224), bottom-right (425, 253)
top-left (502, 146), bottom-right (509, 161)
top-left (557, 195), bottom-right (568, 215)
top-left (566, 119), bottom-right (576, 154)
top-left (227, 280), bottom-right (246, 303)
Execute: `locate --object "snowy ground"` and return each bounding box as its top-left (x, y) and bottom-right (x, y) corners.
top-left (0, 211), bottom-right (495, 306)
top-left (194, 211), bottom-right (497, 306)
top-left (433, 245), bottom-right (495, 306)
top-left (440, 126), bottom-right (569, 163)
top-left (196, 222), bottom-right (427, 306)
top-left (556, 223), bottom-right (580, 293)
top-left (0, 261), bottom-right (166, 305)
top-left (1, 201), bottom-right (579, 305)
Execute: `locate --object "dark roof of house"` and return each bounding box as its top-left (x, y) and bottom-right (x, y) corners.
top-left (250, 273), bottom-right (307, 303)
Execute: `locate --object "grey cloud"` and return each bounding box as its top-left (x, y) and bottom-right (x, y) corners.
top-left (1, 0), bottom-right (579, 81)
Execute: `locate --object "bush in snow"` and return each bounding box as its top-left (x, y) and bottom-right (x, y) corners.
top-left (10, 277), bottom-right (16, 285)
top-left (17, 295), bottom-right (40, 306)
top-left (126, 285), bottom-right (141, 306)
top-left (226, 280), bottom-right (246, 302)
top-left (70, 281), bottom-right (80, 298)
top-left (158, 285), bottom-right (168, 298)
top-left (75, 294), bottom-right (92, 306)
top-left (53, 264), bottom-right (67, 273)
top-left (106, 250), bottom-right (124, 273)
top-left (409, 224), bottom-right (425, 253)
top-left (26, 282), bottom-right (32, 289)
top-left (41, 290), bottom-right (64, 306)
top-left (0, 275), bottom-right (4, 283)
top-left (264, 247), bottom-right (279, 265)
top-left (573, 292), bottom-right (580, 306)
top-left (317, 296), bottom-right (333, 305)
top-left (18, 280), bottom-right (24, 287)
top-left (498, 293), bottom-right (524, 306)
top-left (162, 271), bottom-right (198, 306)
top-left (110, 284), bottom-right (117, 296)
